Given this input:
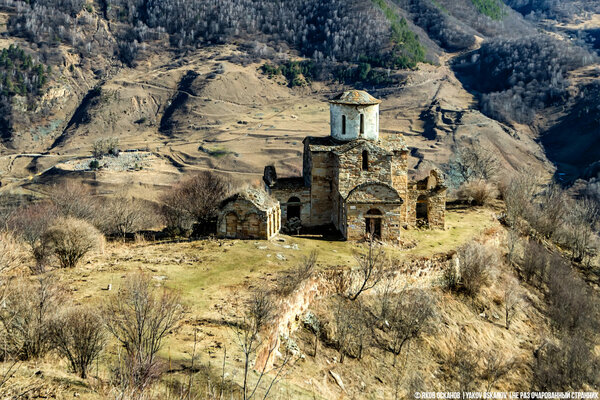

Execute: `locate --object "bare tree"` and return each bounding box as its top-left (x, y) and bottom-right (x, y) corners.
top-left (560, 199), bottom-right (597, 263)
top-left (534, 336), bottom-right (599, 391)
top-left (160, 172), bottom-right (230, 234)
top-left (230, 291), bottom-right (294, 400)
top-left (42, 217), bottom-right (103, 268)
top-left (504, 279), bottom-right (522, 330)
top-left (276, 251), bottom-right (317, 297)
top-left (0, 276), bottom-right (63, 360)
top-left (506, 227), bottom-right (520, 265)
top-left (49, 306), bottom-right (104, 379)
top-left (348, 237), bottom-right (386, 301)
top-left (46, 181), bottom-right (98, 222)
top-left (448, 139), bottom-right (500, 184)
top-left (502, 172), bottom-right (539, 228)
top-left (104, 272), bottom-right (182, 393)
top-left (98, 195), bottom-right (158, 238)
top-left (481, 350), bottom-right (515, 391)
top-left (376, 289), bottom-right (436, 366)
top-left (92, 137), bottom-right (119, 159)
top-left (8, 202), bottom-right (58, 271)
top-left (546, 258), bottom-right (598, 333)
top-left (448, 338), bottom-right (481, 393)
top-left (520, 239), bottom-right (549, 285)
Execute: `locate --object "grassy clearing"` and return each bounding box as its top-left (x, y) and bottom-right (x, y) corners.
top-left (5, 207), bottom-right (500, 398)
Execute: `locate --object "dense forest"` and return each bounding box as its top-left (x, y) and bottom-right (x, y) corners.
top-left (454, 35), bottom-right (596, 123)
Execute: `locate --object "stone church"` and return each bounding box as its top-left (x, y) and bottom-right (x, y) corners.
top-left (217, 90), bottom-right (446, 241)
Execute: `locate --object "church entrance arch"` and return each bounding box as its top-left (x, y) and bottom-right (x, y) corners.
top-left (365, 208), bottom-right (383, 239)
top-left (286, 197), bottom-right (301, 221)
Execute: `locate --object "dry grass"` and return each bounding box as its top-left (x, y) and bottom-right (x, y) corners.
top-left (0, 206), bottom-right (516, 399)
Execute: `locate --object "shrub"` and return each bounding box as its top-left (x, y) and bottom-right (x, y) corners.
top-left (92, 137), bottom-right (119, 159)
top-left (89, 159), bottom-right (100, 170)
top-left (441, 259), bottom-right (460, 291)
top-left (49, 306), bottom-right (104, 379)
top-left (457, 242), bottom-right (497, 297)
top-left (457, 179), bottom-right (499, 206)
top-left (0, 232), bottom-right (23, 273)
top-left (42, 217), bottom-right (103, 268)
top-left (276, 251), bottom-right (317, 297)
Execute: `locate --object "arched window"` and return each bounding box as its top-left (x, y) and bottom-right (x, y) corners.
top-left (362, 150), bottom-right (369, 171)
top-left (360, 114), bottom-right (365, 134)
top-left (286, 196), bottom-right (301, 221)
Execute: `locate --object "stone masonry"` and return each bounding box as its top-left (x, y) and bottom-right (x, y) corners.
top-left (220, 90), bottom-right (446, 241)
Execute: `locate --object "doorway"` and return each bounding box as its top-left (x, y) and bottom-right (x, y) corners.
top-left (286, 197), bottom-right (302, 221)
top-left (365, 208), bottom-right (383, 239)
top-left (416, 195), bottom-right (428, 223)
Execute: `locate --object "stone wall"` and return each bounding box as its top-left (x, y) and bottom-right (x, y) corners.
top-left (270, 187), bottom-right (310, 224)
top-left (391, 150), bottom-right (409, 198)
top-left (309, 151), bottom-right (334, 226)
top-left (217, 199), bottom-right (280, 240)
top-left (346, 202), bottom-right (403, 241)
top-left (330, 103), bottom-right (379, 141)
top-left (336, 142), bottom-right (395, 199)
top-left (427, 189), bottom-right (446, 229)
top-left (406, 186), bottom-right (446, 229)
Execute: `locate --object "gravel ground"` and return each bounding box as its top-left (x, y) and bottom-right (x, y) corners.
top-left (71, 151), bottom-right (153, 171)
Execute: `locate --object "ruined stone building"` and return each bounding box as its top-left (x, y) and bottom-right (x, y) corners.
top-left (218, 90), bottom-right (446, 241)
top-left (217, 188), bottom-right (281, 240)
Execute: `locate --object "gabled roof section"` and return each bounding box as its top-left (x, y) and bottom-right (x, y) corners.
top-left (329, 90), bottom-right (381, 106)
top-left (220, 188), bottom-right (278, 212)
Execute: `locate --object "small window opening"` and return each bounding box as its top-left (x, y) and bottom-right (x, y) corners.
top-left (342, 115), bottom-right (346, 135)
top-left (360, 114), bottom-right (365, 134)
top-left (362, 150), bottom-right (369, 171)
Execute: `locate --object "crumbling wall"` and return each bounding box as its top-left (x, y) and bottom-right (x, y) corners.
top-left (217, 199), bottom-right (280, 240)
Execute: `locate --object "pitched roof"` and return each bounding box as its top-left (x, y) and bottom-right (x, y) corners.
top-left (221, 188), bottom-right (278, 212)
top-left (329, 90), bottom-right (381, 106)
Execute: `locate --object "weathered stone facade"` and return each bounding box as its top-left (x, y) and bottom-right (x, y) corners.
top-left (217, 188), bottom-right (281, 240)
top-left (265, 90), bottom-right (446, 241)
top-left (220, 90), bottom-right (446, 241)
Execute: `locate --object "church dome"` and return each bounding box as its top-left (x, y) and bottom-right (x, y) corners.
top-left (329, 90), bottom-right (381, 106)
